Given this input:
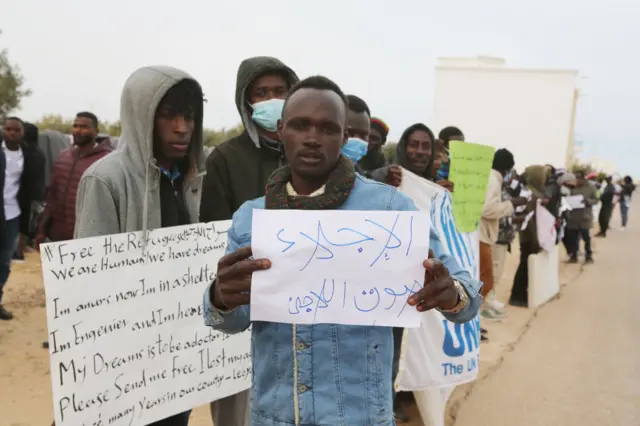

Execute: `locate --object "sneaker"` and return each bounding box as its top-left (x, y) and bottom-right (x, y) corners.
top-left (481, 309), bottom-right (503, 321)
top-left (489, 306), bottom-right (506, 317)
top-left (584, 256), bottom-right (594, 264)
top-left (481, 331), bottom-right (489, 342)
top-left (11, 254), bottom-right (25, 264)
top-left (0, 305), bottom-right (13, 320)
top-left (487, 298), bottom-right (505, 310)
top-left (394, 401), bottom-right (409, 423)
top-left (566, 256), bottom-right (578, 264)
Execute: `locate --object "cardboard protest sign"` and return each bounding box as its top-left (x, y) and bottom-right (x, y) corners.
top-left (41, 222), bottom-right (251, 426)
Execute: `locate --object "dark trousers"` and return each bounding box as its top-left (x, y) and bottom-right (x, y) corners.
top-left (598, 204), bottom-right (613, 235)
top-left (565, 228), bottom-right (592, 257)
top-left (562, 232), bottom-right (577, 255)
top-left (150, 411), bottom-right (191, 426)
top-left (0, 217), bottom-right (21, 303)
top-left (510, 242), bottom-right (535, 305)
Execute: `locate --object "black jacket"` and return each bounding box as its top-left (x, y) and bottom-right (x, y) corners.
top-left (16, 142), bottom-right (44, 235)
top-left (200, 56), bottom-right (298, 221)
top-left (0, 149), bottom-right (5, 233)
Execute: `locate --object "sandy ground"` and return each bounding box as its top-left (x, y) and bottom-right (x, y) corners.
top-left (0, 205), bottom-right (634, 426)
top-left (455, 208), bottom-right (640, 426)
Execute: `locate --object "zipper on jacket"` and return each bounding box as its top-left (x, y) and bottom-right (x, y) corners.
top-left (182, 170), bottom-right (205, 222)
top-left (57, 154), bottom-right (80, 222)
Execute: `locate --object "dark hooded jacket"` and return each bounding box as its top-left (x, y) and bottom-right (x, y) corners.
top-left (518, 165), bottom-right (553, 249)
top-left (395, 123), bottom-right (436, 180)
top-left (200, 57), bottom-right (299, 221)
top-left (371, 123), bottom-right (436, 183)
top-left (357, 150), bottom-right (387, 174)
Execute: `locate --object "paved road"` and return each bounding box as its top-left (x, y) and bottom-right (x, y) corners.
top-left (455, 204), bottom-right (640, 426)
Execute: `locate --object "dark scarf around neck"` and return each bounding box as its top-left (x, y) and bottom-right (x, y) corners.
top-left (265, 156), bottom-right (356, 210)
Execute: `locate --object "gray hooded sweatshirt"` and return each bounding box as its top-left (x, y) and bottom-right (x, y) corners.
top-left (74, 66), bottom-right (206, 239)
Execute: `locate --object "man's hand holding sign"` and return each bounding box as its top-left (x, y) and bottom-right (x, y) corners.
top-left (212, 234), bottom-right (465, 318)
top-left (212, 246), bottom-right (269, 310)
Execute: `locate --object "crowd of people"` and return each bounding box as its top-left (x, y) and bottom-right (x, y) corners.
top-left (477, 161), bottom-right (635, 342)
top-left (0, 56), bottom-right (635, 425)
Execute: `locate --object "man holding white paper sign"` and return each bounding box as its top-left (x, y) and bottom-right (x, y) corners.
top-left (204, 76), bottom-right (481, 426)
top-left (565, 171), bottom-right (598, 264)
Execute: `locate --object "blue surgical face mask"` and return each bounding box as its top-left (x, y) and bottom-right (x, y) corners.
top-left (341, 138), bottom-right (369, 163)
top-left (251, 98), bottom-right (285, 132)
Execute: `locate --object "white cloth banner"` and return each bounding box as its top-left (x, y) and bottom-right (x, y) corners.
top-left (41, 222), bottom-right (252, 426)
top-left (396, 170), bottom-right (481, 391)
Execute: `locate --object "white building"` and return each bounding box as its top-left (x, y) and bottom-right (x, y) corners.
top-left (433, 56), bottom-right (579, 170)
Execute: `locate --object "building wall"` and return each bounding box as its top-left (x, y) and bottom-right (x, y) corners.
top-left (434, 57), bottom-right (578, 170)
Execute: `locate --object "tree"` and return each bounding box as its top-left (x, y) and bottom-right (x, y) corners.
top-left (383, 142), bottom-right (397, 163)
top-left (35, 114), bottom-right (122, 135)
top-left (203, 123), bottom-right (244, 147)
top-left (0, 31), bottom-right (31, 121)
top-left (34, 114), bottom-right (74, 133)
top-left (34, 114), bottom-right (242, 146)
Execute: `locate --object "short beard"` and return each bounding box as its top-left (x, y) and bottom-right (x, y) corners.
top-left (74, 136), bottom-right (94, 147)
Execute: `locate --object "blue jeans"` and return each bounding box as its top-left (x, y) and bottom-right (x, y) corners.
top-left (620, 203), bottom-right (629, 227)
top-left (0, 217), bottom-right (20, 303)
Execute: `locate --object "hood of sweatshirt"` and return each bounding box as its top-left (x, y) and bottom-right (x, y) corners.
top-left (117, 65), bottom-right (205, 244)
top-left (235, 56), bottom-right (299, 148)
top-left (523, 165), bottom-right (552, 198)
top-left (395, 123), bottom-right (436, 180)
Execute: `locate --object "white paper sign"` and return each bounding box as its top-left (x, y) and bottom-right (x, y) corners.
top-left (41, 222), bottom-right (251, 426)
top-left (536, 203), bottom-right (558, 252)
top-left (397, 169), bottom-right (481, 391)
top-left (251, 209), bottom-right (431, 328)
top-left (566, 194), bottom-right (585, 209)
top-left (560, 197), bottom-right (573, 212)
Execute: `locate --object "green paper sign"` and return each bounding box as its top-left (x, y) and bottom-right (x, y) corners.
top-left (448, 141), bottom-right (495, 232)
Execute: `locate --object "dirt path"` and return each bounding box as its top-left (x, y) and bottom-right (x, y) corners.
top-left (455, 206), bottom-right (640, 426)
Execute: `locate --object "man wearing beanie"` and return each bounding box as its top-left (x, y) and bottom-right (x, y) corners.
top-left (358, 116), bottom-right (389, 173)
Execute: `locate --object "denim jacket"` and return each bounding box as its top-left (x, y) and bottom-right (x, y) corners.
top-left (203, 175), bottom-right (482, 426)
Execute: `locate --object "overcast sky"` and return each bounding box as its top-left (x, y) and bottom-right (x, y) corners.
top-left (3, 0), bottom-right (638, 176)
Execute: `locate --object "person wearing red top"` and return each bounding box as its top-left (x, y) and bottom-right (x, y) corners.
top-left (35, 112), bottom-right (112, 247)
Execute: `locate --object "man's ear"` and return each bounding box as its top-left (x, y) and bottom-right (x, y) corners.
top-left (342, 130), bottom-right (348, 147)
